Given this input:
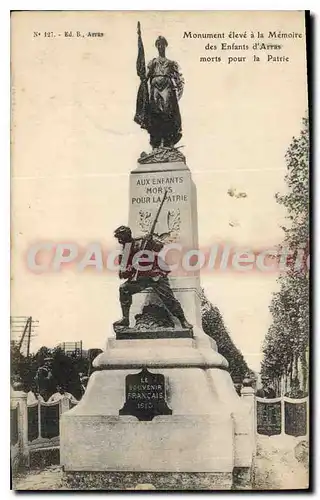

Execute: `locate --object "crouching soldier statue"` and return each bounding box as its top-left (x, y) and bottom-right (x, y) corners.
top-left (113, 225), bottom-right (192, 330)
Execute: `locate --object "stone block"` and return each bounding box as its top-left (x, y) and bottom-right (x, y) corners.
top-left (60, 366), bottom-right (235, 474)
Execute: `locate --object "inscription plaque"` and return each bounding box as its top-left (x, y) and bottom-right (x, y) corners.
top-left (119, 367), bottom-right (172, 421)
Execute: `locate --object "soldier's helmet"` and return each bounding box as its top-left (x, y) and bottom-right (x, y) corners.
top-left (114, 226), bottom-right (132, 239)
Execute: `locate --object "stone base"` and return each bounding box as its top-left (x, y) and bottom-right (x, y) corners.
top-left (93, 336), bottom-right (227, 369)
top-left (60, 369), bottom-right (234, 473)
top-left (64, 470), bottom-right (232, 490)
top-left (232, 467), bottom-right (254, 490)
top-left (115, 328), bottom-right (193, 340)
top-left (60, 337), bottom-right (254, 482)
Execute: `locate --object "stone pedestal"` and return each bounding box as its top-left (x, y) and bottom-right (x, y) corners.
top-left (60, 337), bottom-right (254, 489)
top-left (127, 160), bottom-right (209, 347)
top-left (60, 159), bottom-right (255, 490)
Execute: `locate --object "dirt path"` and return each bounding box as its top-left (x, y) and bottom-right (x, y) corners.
top-left (12, 466), bottom-right (65, 491)
top-left (253, 435), bottom-right (308, 490)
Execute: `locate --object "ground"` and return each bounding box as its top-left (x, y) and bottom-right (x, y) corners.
top-left (12, 435), bottom-right (309, 491)
top-left (253, 434), bottom-right (308, 490)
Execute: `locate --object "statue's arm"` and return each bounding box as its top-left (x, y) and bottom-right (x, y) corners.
top-left (118, 251), bottom-right (133, 279)
top-left (171, 61), bottom-right (185, 100)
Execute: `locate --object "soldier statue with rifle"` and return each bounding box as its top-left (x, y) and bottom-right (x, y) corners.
top-left (113, 191), bottom-right (192, 330)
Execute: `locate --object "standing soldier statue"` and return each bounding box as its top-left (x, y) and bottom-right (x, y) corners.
top-left (113, 192), bottom-right (192, 331)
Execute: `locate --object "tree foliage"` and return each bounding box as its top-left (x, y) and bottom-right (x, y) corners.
top-left (11, 344), bottom-right (90, 399)
top-left (200, 289), bottom-right (250, 382)
top-left (261, 117), bottom-right (309, 392)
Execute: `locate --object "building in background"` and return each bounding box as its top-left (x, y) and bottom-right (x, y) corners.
top-left (56, 341), bottom-right (83, 358)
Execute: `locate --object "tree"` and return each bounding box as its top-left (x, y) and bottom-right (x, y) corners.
top-left (261, 117), bottom-right (309, 393)
top-left (10, 342), bottom-right (37, 391)
top-left (51, 347), bottom-right (83, 400)
top-left (200, 288), bottom-right (250, 382)
top-left (11, 345), bottom-right (84, 399)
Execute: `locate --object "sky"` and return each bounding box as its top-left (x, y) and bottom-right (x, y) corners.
top-left (11, 11), bottom-right (308, 371)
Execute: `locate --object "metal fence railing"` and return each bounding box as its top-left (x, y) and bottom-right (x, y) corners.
top-left (10, 389), bottom-right (79, 467)
top-left (27, 396), bottom-right (79, 450)
top-left (11, 386), bottom-right (308, 471)
top-left (256, 395), bottom-right (308, 438)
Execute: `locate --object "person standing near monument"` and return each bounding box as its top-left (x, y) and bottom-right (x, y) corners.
top-left (34, 357), bottom-right (55, 401)
top-left (48, 385), bottom-right (73, 403)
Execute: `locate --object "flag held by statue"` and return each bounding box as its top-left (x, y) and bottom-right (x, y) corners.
top-left (134, 22), bottom-right (150, 131)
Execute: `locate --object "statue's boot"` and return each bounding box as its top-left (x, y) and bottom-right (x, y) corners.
top-left (113, 317), bottom-right (129, 327)
top-left (180, 318), bottom-right (193, 330)
top-left (175, 312), bottom-right (193, 330)
top-left (113, 304), bottom-right (130, 328)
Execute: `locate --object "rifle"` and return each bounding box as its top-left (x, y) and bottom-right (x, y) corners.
top-left (132, 189), bottom-right (168, 281)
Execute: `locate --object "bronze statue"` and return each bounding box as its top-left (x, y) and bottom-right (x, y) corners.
top-left (134, 23), bottom-right (184, 150)
top-left (113, 225), bottom-right (192, 330)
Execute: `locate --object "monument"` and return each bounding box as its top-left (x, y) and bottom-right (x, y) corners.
top-left (60, 23), bottom-right (255, 490)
